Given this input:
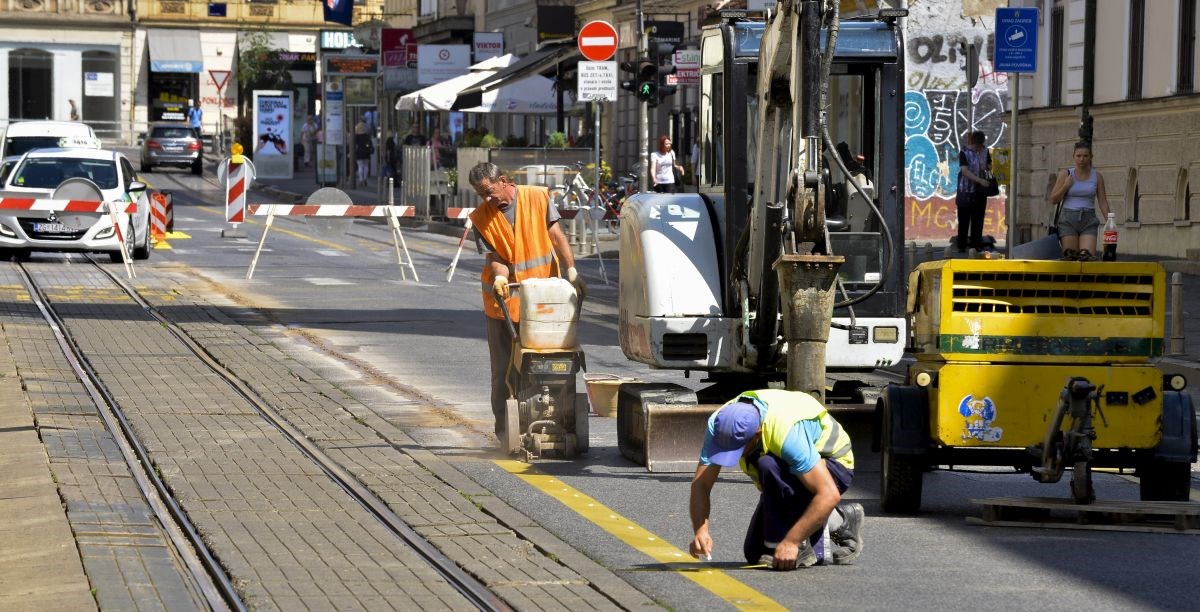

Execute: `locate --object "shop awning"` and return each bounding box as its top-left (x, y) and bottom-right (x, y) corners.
top-left (396, 54), bottom-right (517, 112)
top-left (148, 29), bottom-right (203, 73)
top-left (452, 40), bottom-right (580, 110)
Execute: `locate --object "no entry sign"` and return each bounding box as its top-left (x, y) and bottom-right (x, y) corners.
top-left (578, 21), bottom-right (618, 62)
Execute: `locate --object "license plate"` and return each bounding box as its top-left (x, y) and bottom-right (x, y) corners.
top-left (163, 146), bottom-right (183, 152)
top-left (33, 222), bottom-right (74, 233)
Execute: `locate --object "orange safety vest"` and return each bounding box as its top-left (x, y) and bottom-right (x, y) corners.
top-left (469, 184), bottom-right (558, 321)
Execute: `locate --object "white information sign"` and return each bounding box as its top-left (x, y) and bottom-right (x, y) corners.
top-left (417, 44), bottom-right (471, 85)
top-left (577, 61), bottom-right (617, 102)
top-left (84, 72), bottom-right (113, 97)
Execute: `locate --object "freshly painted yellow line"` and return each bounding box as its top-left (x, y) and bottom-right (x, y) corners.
top-left (153, 240), bottom-right (173, 250)
top-left (165, 231), bottom-right (191, 239)
top-left (494, 460), bottom-right (786, 611)
top-left (195, 205), bottom-right (351, 251)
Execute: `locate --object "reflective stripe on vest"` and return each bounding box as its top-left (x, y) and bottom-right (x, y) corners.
top-left (469, 185), bottom-right (557, 321)
top-left (734, 389), bottom-right (855, 477)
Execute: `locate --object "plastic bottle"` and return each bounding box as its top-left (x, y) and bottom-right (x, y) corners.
top-left (1102, 213), bottom-right (1118, 261)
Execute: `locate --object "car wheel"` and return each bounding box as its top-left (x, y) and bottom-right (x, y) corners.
top-left (192, 159), bottom-right (203, 176)
top-left (110, 220), bottom-right (135, 263)
top-left (133, 218), bottom-right (151, 260)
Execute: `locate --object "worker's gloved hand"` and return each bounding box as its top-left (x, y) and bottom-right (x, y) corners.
top-left (492, 275), bottom-right (510, 299)
top-left (567, 267), bottom-right (587, 300)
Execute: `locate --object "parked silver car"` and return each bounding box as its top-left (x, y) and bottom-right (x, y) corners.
top-left (140, 123), bottom-right (203, 175)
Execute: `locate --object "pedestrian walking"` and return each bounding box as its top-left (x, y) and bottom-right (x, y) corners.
top-left (300, 116), bottom-right (317, 167)
top-left (651, 135), bottom-right (683, 193)
top-left (187, 100), bottom-right (203, 137)
top-left (68, 99), bottom-right (80, 121)
top-left (688, 389), bottom-right (865, 569)
top-left (354, 116), bottom-right (372, 188)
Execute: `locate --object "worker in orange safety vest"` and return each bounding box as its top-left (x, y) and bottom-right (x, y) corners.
top-left (467, 162), bottom-right (587, 439)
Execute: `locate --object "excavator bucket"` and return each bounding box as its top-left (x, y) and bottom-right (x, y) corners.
top-left (617, 383), bottom-right (719, 472)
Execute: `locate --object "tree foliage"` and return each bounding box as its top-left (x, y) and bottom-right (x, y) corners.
top-left (234, 30), bottom-right (293, 150)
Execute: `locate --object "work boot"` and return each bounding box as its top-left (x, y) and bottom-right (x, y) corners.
top-left (759, 540), bottom-right (818, 570)
top-left (830, 503), bottom-right (865, 565)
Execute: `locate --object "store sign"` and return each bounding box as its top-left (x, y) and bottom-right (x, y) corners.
top-left (382, 29), bottom-right (416, 67)
top-left (326, 55), bottom-right (378, 76)
top-left (667, 49), bottom-right (700, 86)
top-left (474, 32), bottom-right (504, 62)
top-left (537, 5), bottom-right (575, 43)
top-left (84, 72), bottom-right (113, 97)
top-left (321, 31), bottom-right (361, 50)
top-left (417, 44), bottom-right (470, 85)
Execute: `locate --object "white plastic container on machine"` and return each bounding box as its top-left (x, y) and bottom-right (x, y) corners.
top-left (519, 277), bottom-right (579, 349)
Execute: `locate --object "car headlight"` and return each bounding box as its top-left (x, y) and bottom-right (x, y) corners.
top-left (95, 224), bottom-right (115, 239)
top-left (0, 223), bottom-right (15, 238)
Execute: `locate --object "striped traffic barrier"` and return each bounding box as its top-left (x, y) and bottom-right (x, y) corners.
top-left (246, 181), bottom-right (419, 282)
top-left (150, 192), bottom-right (169, 242)
top-left (0, 197), bottom-right (137, 213)
top-left (444, 207), bottom-right (477, 283)
top-left (226, 155), bottom-right (247, 224)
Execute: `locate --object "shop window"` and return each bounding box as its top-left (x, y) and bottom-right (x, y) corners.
top-left (1177, 168), bottom-right (1192, 221)
top-left (1126, 167), bottom-right (1140, 222)
top-left (9, 48), bottom-right (52, 120)
top-left (1180, 0), bottom-right (1196, 93)
top-left (1050, 6), bottom-right (1063, 107)
top-left (1129, 0), bottom-right (1145, 100)
top-left (82, 51), bottom-right (119, 139)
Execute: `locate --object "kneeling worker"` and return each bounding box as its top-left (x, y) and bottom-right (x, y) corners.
top-left (688, 389), bottom-right (864, 569)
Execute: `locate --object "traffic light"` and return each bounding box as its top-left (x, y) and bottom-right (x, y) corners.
top-left (619, 60), bottom-right (639, 95)
top-left (657, 61), bottom-right (678, 104)
top-left (636, 57), bottom-right (658, 102)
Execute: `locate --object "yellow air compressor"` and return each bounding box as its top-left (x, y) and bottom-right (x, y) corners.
top-left (877, 259), bottom-right (1196, 513)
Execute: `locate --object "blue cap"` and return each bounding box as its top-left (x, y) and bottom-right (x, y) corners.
top-left (706, 401), bottom-right (762, 467)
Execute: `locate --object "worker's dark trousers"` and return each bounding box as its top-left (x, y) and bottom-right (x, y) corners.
top-left (486, 316), bottom-right (521, 437)
top-left (743, 455), bottom-right (853, 564)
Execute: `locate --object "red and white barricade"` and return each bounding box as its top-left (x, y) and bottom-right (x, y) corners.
top-left (443, 207), bottom-right (476, 283)
top-left (0, 197), bottom-right (139, 277)
top-left (245, 198), bottom-right (419, 282)
top-left (225, 158), bottom-right (247, 224)
top-left (150, 192), bottom-right (170, 242)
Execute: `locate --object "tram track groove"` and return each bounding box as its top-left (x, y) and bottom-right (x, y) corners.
top-left (18, 257), bottom-right (509, 611)
top-left (14, 260), bottom-right (239, 612)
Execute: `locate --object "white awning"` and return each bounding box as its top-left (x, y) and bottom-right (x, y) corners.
top-left (395, 54), bottom-right (517, 112)
top-left (148, 29), bottom-right (203, 73)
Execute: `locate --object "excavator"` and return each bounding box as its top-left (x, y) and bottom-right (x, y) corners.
top-left (616, 1), bottom-right (909, 471)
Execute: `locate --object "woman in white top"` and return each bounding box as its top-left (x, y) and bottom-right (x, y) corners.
top-left (651, 135), bottom-right (684, 193)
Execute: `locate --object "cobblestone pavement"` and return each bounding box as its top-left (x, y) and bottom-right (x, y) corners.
top-left (0, 262), bottom-right (650, 610)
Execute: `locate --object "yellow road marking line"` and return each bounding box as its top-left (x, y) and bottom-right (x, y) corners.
top-left (153, 241), bottom-right (173, 250)
top-left (164, 231), bottom-right (191, 239)
top-left (494, 460), bottom-right (786, 611)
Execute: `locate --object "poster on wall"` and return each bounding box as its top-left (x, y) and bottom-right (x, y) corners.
top-left (84, 72), bottom-right (113, 97)
top-left (252, 90), bottom-right (294, 180)
top-left (319, 84), bottom-right (344, 185)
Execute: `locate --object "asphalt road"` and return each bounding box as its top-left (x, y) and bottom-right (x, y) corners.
top-left (120, 154), bottom-right (1200, 611)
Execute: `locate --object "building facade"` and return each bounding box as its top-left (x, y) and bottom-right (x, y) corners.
top-left (1014, 0), bottom-right (1200, 258)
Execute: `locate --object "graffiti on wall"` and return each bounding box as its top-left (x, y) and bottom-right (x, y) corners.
top-left (904, 88), bottom-right (1009, 199)
top-left (905, 195), bottom-right (1008, 242)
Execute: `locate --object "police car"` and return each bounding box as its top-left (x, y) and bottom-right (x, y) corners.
top-left (0, 146), bottom-right (152, 261)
